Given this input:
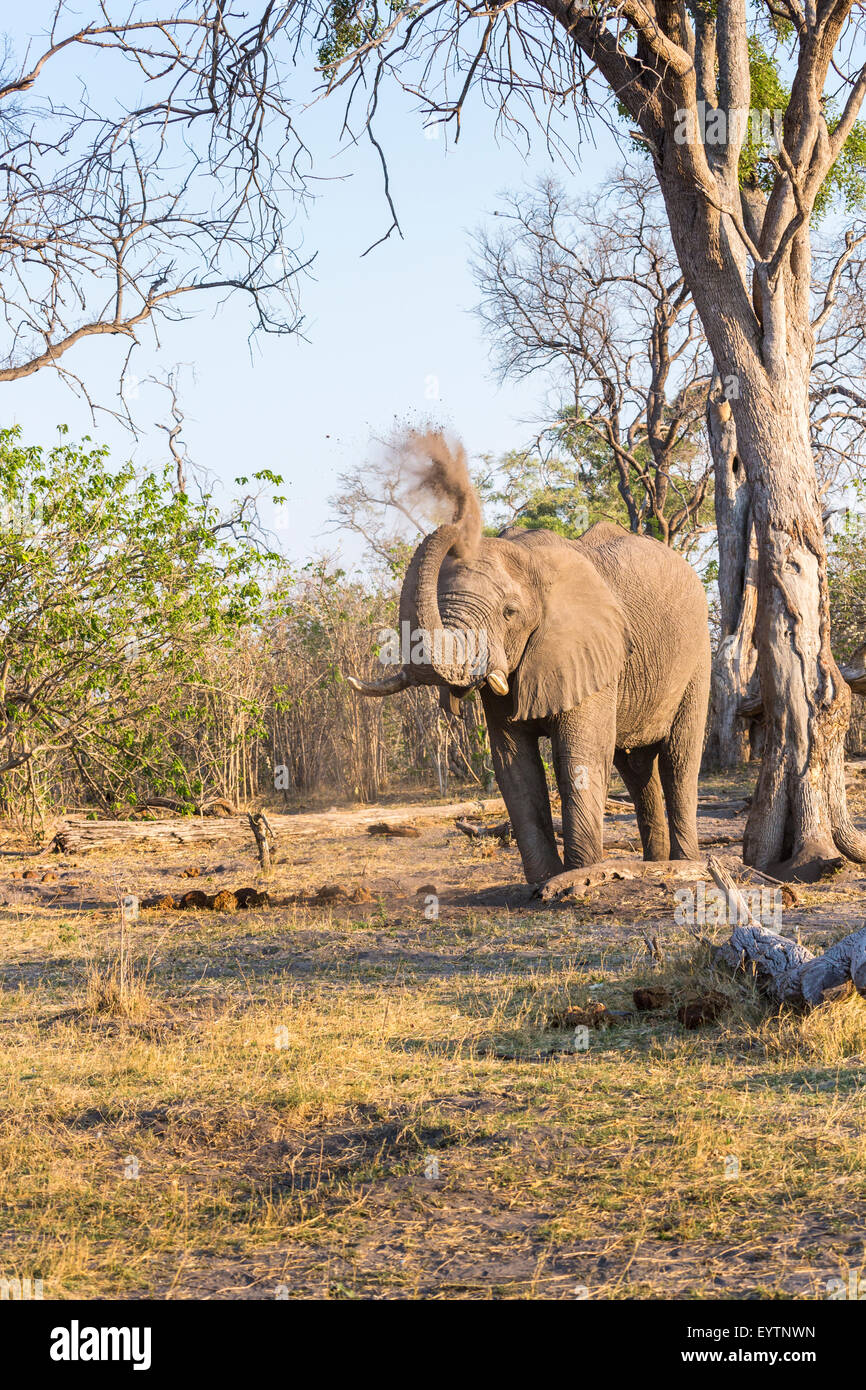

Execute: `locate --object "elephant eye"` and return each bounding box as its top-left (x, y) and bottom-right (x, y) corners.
top-left (503, 604), bottom-right (519, 621)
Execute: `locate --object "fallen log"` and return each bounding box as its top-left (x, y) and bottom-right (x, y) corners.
top-left (535, 856), bottom-right (750, 902)
top-left (603, 832), bottom-right (740, 852)
top-left (599, 793), bottom-right (748, 813)
top-left (536, 862), bottom-right (635, 901)
top-left (707, 856), bottom-right (866, 1006)
top-left (48, 797), bottom-right (507, 854)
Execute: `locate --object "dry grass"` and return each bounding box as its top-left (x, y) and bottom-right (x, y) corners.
top-left (80, 904), bottom-right (155, 1023)
top-left (1, 766), bottom-right (865, 1300)
top-left (83, 960), bottom-right (154, 1022)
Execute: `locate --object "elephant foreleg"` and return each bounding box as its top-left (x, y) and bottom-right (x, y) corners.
top-left (484, 710), bottom-right (562, 884)
top-left (550, 692), bottom-right (615, 868)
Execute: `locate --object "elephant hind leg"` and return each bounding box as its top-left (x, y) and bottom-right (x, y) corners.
top-left (658, 669), bottom-right (709, 860)
top-left (613, 746), bottom-right (669, 861)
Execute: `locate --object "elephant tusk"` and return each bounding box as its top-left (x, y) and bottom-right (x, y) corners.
top-left (346, 670), bottom-right (410, 697)
top-left (486, 670), bottom-right (509, 697)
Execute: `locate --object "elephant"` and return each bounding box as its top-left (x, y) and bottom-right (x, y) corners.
top-left (348, 434), bottom-right (711, 885)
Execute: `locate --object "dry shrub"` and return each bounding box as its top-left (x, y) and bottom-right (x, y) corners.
top-left (84, 959), bottom-right (153, 1022)
top-left (83, 907), bottom-right (154, 1022)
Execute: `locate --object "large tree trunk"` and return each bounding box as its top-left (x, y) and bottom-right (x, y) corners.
top-left (720, 361), bottom-right (866, 877)
top-left (660, 186), bottom-right (866, 880)
top-left (707, 389), bottom-right (758, 767)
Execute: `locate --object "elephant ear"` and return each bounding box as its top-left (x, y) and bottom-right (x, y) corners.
top-left (514, 548), bottom-right (629, 720)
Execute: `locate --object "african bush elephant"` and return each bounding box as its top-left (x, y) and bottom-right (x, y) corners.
top-left (348, 433), bottom-right (711, 885)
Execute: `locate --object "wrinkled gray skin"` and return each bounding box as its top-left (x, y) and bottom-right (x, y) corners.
top-left (350, 515), bottom-right (711, 885)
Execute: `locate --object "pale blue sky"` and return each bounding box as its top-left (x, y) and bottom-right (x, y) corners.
top-left (3, 20), bottom-right (621, 566)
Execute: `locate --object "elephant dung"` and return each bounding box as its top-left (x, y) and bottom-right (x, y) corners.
top-left (236, 887), bottom-right (271, 908)
top-left (549, 1000), bottom-right (616, 1029)
top-left (313, 883), bottom-right (372, 903)
top-left (633, 986), bottom-right (672, 1011)
top-left (677, 991), bottom-right (730, 1029)
top-left (211, 890), bottom-right (239, 912)
top-left (141, 886), bottom-right (269, 912)
top-left (181, 889), bottom-right (212, 909)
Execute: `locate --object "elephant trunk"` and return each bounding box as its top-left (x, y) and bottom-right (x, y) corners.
top-left (411, 524), bottom-right (461, 681)
top-left (346, 444), bottom-right (510, 698)
top-left (408, 523), bottom-right (508, 695)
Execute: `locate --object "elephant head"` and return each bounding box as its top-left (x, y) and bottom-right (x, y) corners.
top-left (347, 433), bottom-right (628, 717)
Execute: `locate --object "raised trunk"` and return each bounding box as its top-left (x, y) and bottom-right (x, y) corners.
top-left (402, 524), bottom-right (471, 686)
top-left (709, 394), bottom-right (751, 637)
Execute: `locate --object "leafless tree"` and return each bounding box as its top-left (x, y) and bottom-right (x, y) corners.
top-left (0, 3), bottom-right (312, 420)
top-left (473, 165), bottom-right (713, 552)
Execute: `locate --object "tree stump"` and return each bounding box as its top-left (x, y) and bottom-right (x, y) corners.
top-left (247, 811), bottom-right (276, 879)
